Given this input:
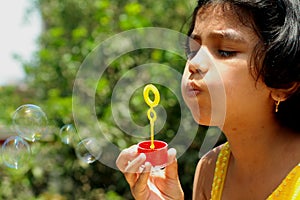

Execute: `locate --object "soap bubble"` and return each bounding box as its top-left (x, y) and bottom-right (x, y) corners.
top-left (1, 136), bottom-right (31, 169)
top-left (59, 124), bottom-right (77, 145)
top-left (75, 137), bottom-right (102, 164)
top-left (12, 104), bottom-right (48, 142)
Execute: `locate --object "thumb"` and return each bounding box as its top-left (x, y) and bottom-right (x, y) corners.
top-left (132, 162), bottom-right (152, 197)
top-left (165, 148), bottom-right (179, 180)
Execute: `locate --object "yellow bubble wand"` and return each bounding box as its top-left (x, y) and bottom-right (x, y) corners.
top-left (143, 84), bottom-right (160, 150)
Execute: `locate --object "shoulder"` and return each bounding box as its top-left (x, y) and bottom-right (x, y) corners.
top-left (192, 143), bottom-right (225, 200)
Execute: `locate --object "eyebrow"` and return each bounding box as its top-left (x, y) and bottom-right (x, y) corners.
top-left (190, 34), bottom-right (201, 41)
top-left (191, 29), bottom-right (247, 43)
top-left (210, 29), bottom-right (247, 43)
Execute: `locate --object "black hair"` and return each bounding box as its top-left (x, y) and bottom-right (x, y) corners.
top-left (188, 0), bottom-right (300, 131)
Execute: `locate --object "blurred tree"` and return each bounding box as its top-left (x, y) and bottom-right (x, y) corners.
top-left (0, 0), bottom-right (227, 199)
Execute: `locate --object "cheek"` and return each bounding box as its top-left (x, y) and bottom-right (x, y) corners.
top-left (219, 72), bottom-right (269, 120)
top-left (205, 64), bottom-right (250, 100)
top-left (203, 70), bottom-right (227, 100)
top-left (203, 73), bottom-right (228, 125)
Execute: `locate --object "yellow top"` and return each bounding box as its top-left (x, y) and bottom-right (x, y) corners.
top-left (210, 142), bottom-right (300, 200)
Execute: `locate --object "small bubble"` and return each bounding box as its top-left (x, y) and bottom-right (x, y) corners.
top-left (75, 138), bottom-right (102, 164)
top-left (12, 104), bottom-right (48, 142)
top-left (59, 124), bottom-right (77, 145)
top-left (1, 136), bottom-right (31, 169)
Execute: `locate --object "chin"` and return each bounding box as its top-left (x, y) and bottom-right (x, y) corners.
top-left (190, 110), bottom-right (211, 126)
top-left (197, 119), bottom-right (211, 127)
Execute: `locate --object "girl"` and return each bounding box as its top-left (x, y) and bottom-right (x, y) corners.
top-left (116, 0), bottom-right (300, 199)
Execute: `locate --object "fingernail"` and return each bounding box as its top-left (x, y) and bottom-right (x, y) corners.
top-left (144, 162), bottom-right (152, 172)
top-left (168, 148), bottom-right (177, 155)
top-left (139, 153), bottom-right (146, 160)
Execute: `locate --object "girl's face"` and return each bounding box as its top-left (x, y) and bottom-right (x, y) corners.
top-left (181, 4), bottom-right (272, 128)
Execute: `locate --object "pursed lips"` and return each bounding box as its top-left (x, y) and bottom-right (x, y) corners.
top-left (185, 81), bottom-right (203, 97)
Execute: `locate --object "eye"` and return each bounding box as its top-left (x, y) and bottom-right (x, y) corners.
top-left (184, 36), bottom-right (201, 60)
top-left (217, 50), bottom-right (237, 58)
top-left (186, 50), bottom-right (198, 60)
top-left (184, 44), bottom-right (198, 60)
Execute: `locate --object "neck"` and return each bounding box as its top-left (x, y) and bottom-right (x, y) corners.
top-left (222, 121), bottom-right (300, 176)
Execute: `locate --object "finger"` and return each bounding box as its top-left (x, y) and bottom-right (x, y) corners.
top-left (167, 148), bottom-right (177, 163)
top-left (165, 148), bottom-right (178, 180)
top-left (124, 153), bottom-right (146, 173)
top-left (116, 145), bottom-right (138, 171)
top-left (132, 162), bottom-right (152, 194)
top-left (124, 153), bottom-right (146, 185)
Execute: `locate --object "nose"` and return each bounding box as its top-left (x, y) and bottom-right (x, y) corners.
top-left (187, 47), bottom-right (209, 76)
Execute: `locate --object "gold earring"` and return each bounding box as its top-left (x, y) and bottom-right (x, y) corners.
top-left (275, 100), bottom-right (281, 113)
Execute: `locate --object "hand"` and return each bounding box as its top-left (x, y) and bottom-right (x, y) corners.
top-left (116, 145), bottom-right (184, 200)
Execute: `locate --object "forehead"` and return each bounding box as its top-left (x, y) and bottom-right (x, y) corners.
top-left (193, 3), bottom-right (255, 35)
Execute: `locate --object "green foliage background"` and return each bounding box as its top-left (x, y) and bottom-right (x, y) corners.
top-left (0, 0), bottom-right (225, 199)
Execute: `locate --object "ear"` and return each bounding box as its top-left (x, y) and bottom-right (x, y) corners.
top-left (270, 82), bottom-right (300, 102)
